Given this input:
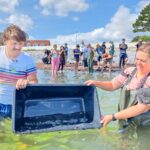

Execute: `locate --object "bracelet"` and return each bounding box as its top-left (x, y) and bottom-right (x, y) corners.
top-left (112, 114), bottom-right (117, 121)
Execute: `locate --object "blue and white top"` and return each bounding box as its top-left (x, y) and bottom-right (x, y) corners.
top-left (0, 47), bottom-right (37, 105)
top-left (119, 43), bottom-right (128, 54)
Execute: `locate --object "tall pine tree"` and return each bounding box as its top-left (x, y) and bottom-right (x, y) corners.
top-left (133, 3), bottom-right (150, 32)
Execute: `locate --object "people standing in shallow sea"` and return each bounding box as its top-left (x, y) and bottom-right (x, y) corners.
top-left (0, 24), bottom-right (38, 118)
top-left (51, 44), bottom-right (60, 77)
top-left (82, 44), bottom-right (89, 71)
top-left (73, 44), bottom-right (81, 72)
top-left (58, 46), bottom-right (65, 73)
top-left (119, 38), bottom-right (128, 69)
top-left (101, 42), bottom-right (106, 55)
top-left (101, 41), bottom-right (115, 73)
top-left (87, 43), bottom-right (95, 73)
top-left (96, 43), bottom-right (103, 70)
top-left (85, 43), bottom-right (150, 131)
top-left (64, 43), bottom-right (69, 65)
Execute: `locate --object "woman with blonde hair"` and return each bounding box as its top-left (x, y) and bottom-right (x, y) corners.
top-left (85, 43), bottom-right (150, 130)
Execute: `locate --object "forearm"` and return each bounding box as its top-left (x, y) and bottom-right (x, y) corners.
top-left (27, 74), bottom-right (38, 84)
top-left (115, 103), bottom-right (150, 120)
top-left (93, 81), bottom-right (115, 91)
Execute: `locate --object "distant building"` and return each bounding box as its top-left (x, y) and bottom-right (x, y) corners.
top-left (25, 40), bottom-right (50, 46)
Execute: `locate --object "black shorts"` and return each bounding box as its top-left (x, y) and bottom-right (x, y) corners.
top-left (75, 57), bottom-right (80, 62)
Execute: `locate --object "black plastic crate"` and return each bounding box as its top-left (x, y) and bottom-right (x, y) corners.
top-left (12, 84), bottom-right (101, 133)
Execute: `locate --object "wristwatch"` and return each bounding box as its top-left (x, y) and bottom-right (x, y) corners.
top-left (112, 114), bottom-right (117, 121)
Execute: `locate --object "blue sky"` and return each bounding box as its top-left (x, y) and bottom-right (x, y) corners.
top-left (0, 0), bottom-right (149, 44)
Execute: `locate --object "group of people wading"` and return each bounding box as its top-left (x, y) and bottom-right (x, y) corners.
top-left (0, 24), bottom-right (150, 136)
top-left (42, 38), bottom-right (129, 76)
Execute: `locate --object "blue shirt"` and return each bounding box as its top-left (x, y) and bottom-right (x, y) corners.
top-left (73, 49), bottom-right (80, 59)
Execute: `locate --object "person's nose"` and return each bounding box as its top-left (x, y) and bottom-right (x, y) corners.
top-left (14, 43), bottom-right (22, 50)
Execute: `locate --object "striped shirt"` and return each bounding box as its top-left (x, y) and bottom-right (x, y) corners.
top-left (0, 47), bottom-right (37, 104)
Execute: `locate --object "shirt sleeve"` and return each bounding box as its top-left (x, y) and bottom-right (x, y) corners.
top-left (136, 88), bottom-right (150, 105)
top-left (112, 67), bottom-right (135, 89)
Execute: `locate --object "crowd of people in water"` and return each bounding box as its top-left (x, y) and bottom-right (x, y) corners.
top-left (41, 38), bottom-right (142, 77)
top-left (1, 24), bottom-right (149, 135)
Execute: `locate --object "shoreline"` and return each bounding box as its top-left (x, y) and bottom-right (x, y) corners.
top-left (22, 42), bottom-right (138, 51)
top-left (36, 62), bottom-right (134, 72)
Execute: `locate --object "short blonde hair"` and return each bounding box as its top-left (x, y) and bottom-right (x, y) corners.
top-left (137, 42), bottom-right (150, 58)
top-left (53, 44), bottom-right (57, 49)
top-left (2, 24), bottom-right (27, 42)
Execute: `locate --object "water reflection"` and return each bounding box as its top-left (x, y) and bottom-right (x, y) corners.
top-left (0, 69), bottom-right (150, 150)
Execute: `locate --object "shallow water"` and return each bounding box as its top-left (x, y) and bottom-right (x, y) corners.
top-left (0, 69), bottom-right (150, 150)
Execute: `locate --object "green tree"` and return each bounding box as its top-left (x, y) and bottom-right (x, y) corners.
top-left (131, 35), bottom-right (150, 42)
top-left (0, 32), bottom-right (3, 45)
top-left (133, 3), bottom-right (150, 32)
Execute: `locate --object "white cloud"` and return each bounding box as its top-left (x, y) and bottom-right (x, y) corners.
top-left (103, 6), bottom-right (137, 41)
top-left (50, 6), bottom-right (137, 44)
top-left (50, 28), bottom-right (104, 45)
top-left (6, 14), bottom-right (34, 31)
top-left (0, 0), bottom-right (19, 13)
top-left (50, 1), bottom-right (149, 44)
top-left (39, 0), bottom-right (89, 16)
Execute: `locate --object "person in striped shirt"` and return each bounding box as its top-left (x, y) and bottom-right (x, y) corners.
top-left (85, 43), bottom-right (150, 129)
top-left (0, 24), bottom-right (38, 118)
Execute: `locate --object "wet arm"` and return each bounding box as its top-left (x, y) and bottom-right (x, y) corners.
top-left (115, 103), bottom-right (150, 120)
